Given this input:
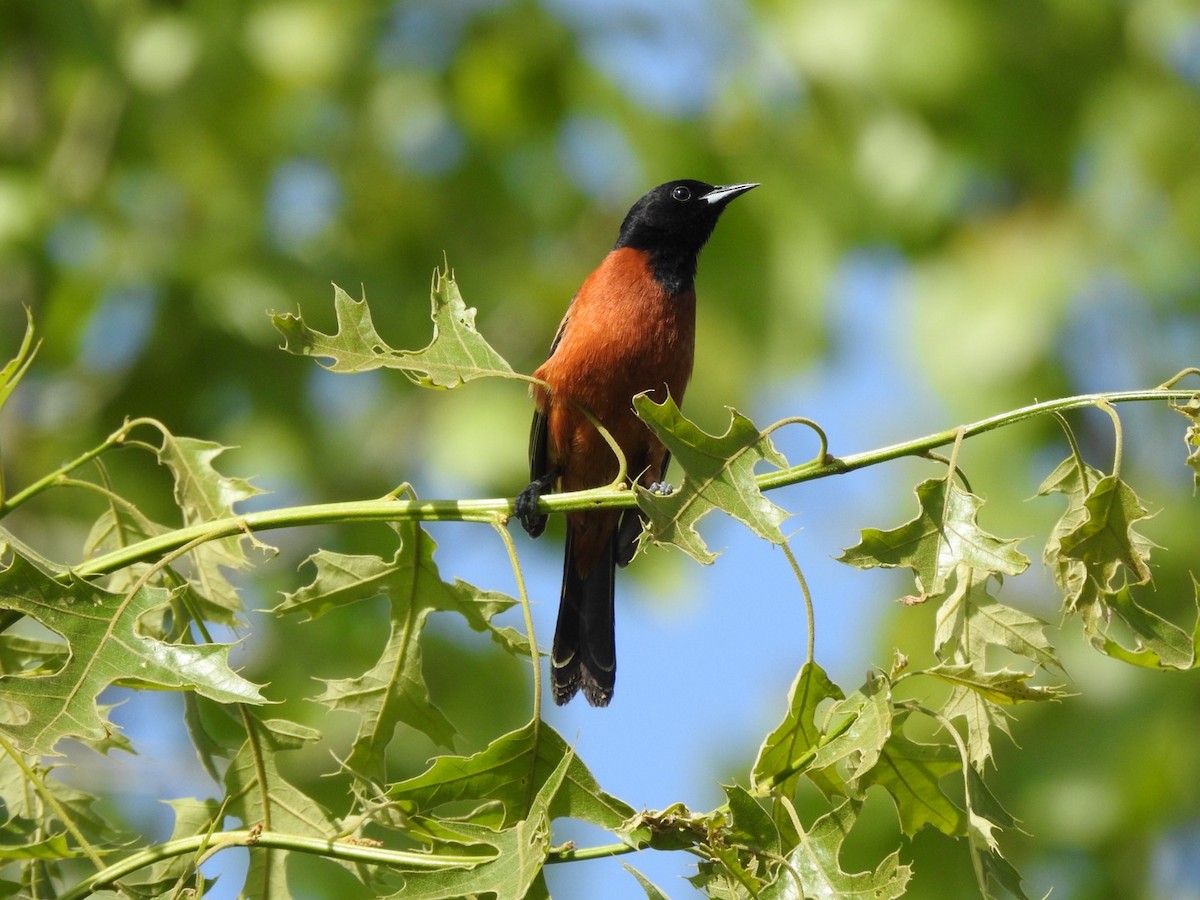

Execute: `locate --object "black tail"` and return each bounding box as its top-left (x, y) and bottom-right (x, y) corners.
top-left (551, 531), bottom-right (616, 707)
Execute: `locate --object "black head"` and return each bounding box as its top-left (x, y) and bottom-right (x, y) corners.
top-left (614, 180), bottom-right (758, 292)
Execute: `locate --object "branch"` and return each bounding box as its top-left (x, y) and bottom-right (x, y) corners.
top-left (72, 388), bottom-right (1195, 577)
top-left (59, 829), bottom-right (488, 900)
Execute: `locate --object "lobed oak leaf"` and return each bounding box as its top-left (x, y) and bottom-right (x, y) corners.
top-left (633, 395), bottom-right (789, 565)
top-left (271, 266), bottom-right (516, 387)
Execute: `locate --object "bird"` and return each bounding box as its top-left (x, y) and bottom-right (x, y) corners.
top-left (514, 179), bottom-right (758, 707)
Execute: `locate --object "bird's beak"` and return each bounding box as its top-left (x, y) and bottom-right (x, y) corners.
top-left (701, 182), bottom-right (759, 206)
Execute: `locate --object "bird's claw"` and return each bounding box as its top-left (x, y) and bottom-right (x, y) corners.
top-left (647, 481), bottom-right (675, 496)
top-left (515, 475), bottom-right (554, 538)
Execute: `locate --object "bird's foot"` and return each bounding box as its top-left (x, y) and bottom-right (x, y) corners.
top-left (515, 474), bottom-right (555, 538)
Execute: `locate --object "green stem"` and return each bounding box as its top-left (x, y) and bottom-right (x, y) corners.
top-left (490, 518), bottom-right (545, 812)
top-left (780, 540), bottom-right (815, 667)
top-left (59, 829), bottom-right (488, 900)
top-left (0, 735), bottom-right (111, 879)
top-left (70, 388), bottom-right (1196, 578)
top-left (751, 704), bottom-right (859, 796)
top-left (546, 840), bottom-right (641, 864)
top-left (1097, 400), bottom-right (1123, 478)
top-left (0, 418), bottom-right (149, 517)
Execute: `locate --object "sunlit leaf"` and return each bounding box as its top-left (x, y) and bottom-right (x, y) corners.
top-left (838, 478), bottom-right (1028, 598)
top-left (752, 661), bottom-right (847, 799)
top-left (224, 717), bottom-right (345, 898)
top-left (725, 784), bottom-right (781, 857)
top-left (934, 568), bottom-right (1060, 671)
top-left (0, 308), bottom-right (39, 420)
top-left (931, 662), bottom-right (1068, 772)
top-left (856, 713), bottom-right (965, 837)
top-left (1171, 394), bottom-right (1200, 490)
top-left (278, 521), bottom-right (524, 778)
top-left (931, 662), bottom-right (1068, 706)
top-left (1039, 454), bottom-right (1106, 609)
top-left (965, 769), bottom-right (1030, 899)
top-left (774, 800), bottom-right (912, 899)
top-left (1090, 584), bottom-right (1198, 670)
top-left (943, 684), bottom-right (1012, 772)
top-left (389, 718), bottom-right (634, 834)
top-left (633, 395), bottom-right (789, 564)
top-left (810, 674), bottom-right (893, 782)
top-left (1057, 474), bottom-right (1154, 586)
top-left (388, 748), bottom-right (571, 900)
top-left (623, 863), bottom-right (671, 900)
top-left (150, 428), bottom-right (269, 618)
top-left (271, 267), bottom-right (516, 387)
top-left (0, 551), bottom-right (266, 757)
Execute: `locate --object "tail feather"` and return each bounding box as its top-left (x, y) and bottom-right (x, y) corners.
top-left (551, 531), bottom-right (616, 707)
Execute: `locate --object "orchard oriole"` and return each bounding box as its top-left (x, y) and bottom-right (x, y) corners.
top-left (516, 179), bottom-right (758, 706)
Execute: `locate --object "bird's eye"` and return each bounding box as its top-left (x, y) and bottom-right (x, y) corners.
top-left (671, 186), bottom-right (692, 202)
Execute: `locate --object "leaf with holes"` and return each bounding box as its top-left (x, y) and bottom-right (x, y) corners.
top-left (775, 799), bottom-right (912, 899)
top-left (389, 748), bottom-right (571, 900)
top-left (272, 266), bottom-right (516, 387)
top-left (633, 395), bottom-right (789, 564)
top-left (391, 718), bottom-right (634, 835)
top-left (0, 551), bottom-right (265, 757)
top-left (278, 521), bottom-right (525, 780)
top-left (856, 713), bottom-right (965, 837)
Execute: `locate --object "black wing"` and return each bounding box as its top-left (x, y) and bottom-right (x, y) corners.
top-left (515, 311), bottom-right (571, 538)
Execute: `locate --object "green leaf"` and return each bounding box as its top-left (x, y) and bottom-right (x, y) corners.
top-left (811, 673), bottom-right (893, 782)
top-left (151, 429), bottom-right (267, 619)
top-left (774, 800), bottom-right (912, 899)
top-left (752, 661), bottom-right (847, 799)
top-left (724, 784), bottom-right (782, 857)
top-left (122, 797), bottom-right (221, 896)
top-left (632, 396), bottom-right (790, 564)
top-left (1057, 474), bottom-right (1154, 586)
top-left (389, 718), bottom-right (634, 834)
top-left (676, 790), bottom-right (782, 898)
top-left (271, 267), bottom-right (516, 387)
top-left (224, 716), bottom-right (345, 900)
top-left (0, 820), bottom-right (78, 861)
top-left (943, 684), bottom-right (1012, 772)
top-left (279, 521), bottom-right (524, 779)
top-left (856, 713), bottom-right (965, 837)
top-left (0, 308), bottom-right (39, 418)
top-left (1171, 394), bottom-right (1200, 490)
top-left (388, 747), bottom-right (571, 900)
top-left (1090, 584), bottom-right (1199, 670)
top-left (1039, 454), bottom-right (1106, 610)
top-left (0, 551), bottom-right (266, 756)
top-left (1040, 459), bottom-right (1189, 668)
top-left (623, 863), bottom-right (671, 900)
top-left (934, 568), bottom-right (1061, 671)
top-left (964, 769), bottom-right (1030, 899)
top-left (838, 478), bottom-right (1028, 598)
top-left (930, 658), bottom-right (1070, 765)
top-left (930, 663), bottom-right (1067, 709)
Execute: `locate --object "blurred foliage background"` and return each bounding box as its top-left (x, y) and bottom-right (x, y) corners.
top-left (2, 0), bottom-right (1199, 898)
